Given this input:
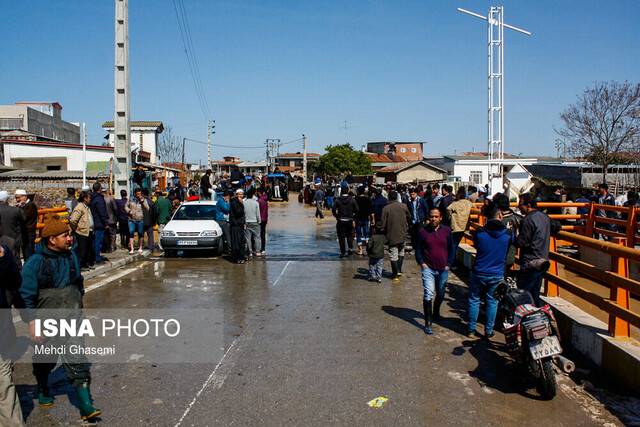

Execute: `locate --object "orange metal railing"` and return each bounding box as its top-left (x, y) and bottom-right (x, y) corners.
top-left (35, 207), bottom-right (69, 243)
top-left (465, 202), bottom-right (640, 338)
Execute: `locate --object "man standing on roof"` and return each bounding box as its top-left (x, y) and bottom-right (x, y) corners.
top-left (200, 169), bottom-right (213, 200)
top-left (133, 164), bottom-right (146, 190)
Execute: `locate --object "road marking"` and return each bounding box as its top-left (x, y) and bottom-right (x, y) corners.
top-left (175, 331), bottom-right (254, 426)
top-left (272, 260), bottom-right (292, 287)
top-left (84, 266), bottom-right (139, 293)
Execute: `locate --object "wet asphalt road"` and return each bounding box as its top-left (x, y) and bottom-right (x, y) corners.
top-left (13, 200), bottom-right (626, 426)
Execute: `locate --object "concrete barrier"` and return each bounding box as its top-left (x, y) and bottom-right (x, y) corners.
top-left (457, 244), bottom-right (640, 394)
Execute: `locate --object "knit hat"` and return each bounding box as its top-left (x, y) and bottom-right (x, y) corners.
top-left (15, 189), bottom-right (27, 196)
top-left (41, 212), bottom-right (70, 239)
top-left (0, 191), bottom-right (8, 202)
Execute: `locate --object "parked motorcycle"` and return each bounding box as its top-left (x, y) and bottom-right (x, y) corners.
top-left (494, 278), bottom-right (563, 399)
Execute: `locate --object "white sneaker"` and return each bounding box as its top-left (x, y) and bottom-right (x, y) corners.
top-left (138, 248), bottom-right (143, 253)
top-left (129, 250), bottom-right (134, 254)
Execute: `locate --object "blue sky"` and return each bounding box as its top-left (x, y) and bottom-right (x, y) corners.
top-left (1, 1), bottom-right (638, 163)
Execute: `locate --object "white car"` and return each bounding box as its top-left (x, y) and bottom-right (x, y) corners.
top-left (160, 200), bottom-right (224, 257)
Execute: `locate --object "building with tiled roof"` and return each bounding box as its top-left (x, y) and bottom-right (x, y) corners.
top-left (375, 161), bottom-right (447, 184)
top-left (366, 152), bottom-right (409, 171)
top-left (102, 121), bottom-right (164, 164)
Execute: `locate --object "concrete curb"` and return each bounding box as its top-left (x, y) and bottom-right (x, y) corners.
top-left (82, 250), bottom-right (152, 281)
top-left (457, 244), bottom-right (640, 394)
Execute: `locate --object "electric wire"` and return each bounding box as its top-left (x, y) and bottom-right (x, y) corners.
top-left (172, 0), bottom-right (212, 120)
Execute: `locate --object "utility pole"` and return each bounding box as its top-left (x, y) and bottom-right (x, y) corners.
top-left (114, 0), bottom-right (131, 196)
top-left (82, 122), bottom-right (87, 187)
top-left (302, 134), bottom-right (307, 183)
top-left (207, 120), bottom-right (211, 170)
top-left (266, 138), bottom-right (280, 173)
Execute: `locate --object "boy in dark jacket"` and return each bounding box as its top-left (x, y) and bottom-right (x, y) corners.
top-left (366, 223), bottom-right (387, 282)
top-left (467, 202), bottom-right (514, 340)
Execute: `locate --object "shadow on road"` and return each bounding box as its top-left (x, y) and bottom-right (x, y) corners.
top-left (381, 305), bottom-right (424, 331)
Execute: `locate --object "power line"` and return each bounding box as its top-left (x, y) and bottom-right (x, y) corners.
top-left (172, 0), bottom-right (211, 120)
top-left (184, 137), bottom-right (303, 149)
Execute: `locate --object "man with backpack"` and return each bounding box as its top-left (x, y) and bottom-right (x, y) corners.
top-left (466, 201), bottom-right (514, 340)
top-left (19, 213), bottom-right (100, 421)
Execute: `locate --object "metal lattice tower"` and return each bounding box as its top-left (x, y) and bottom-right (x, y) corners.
top-left (114, 0), bottom-right (131, 195)
top-left (458, 7), bottom-right (530, 194)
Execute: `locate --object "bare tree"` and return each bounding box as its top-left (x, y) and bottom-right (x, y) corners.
top-left (556, 81), bottom-right (640, 182)
top-left (157, 125), bottom-right (183, 164)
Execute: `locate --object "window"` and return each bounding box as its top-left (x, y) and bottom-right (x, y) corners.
top-left (470, 171), bottom-right (483, 184)
top-left (47, 165), bottom-right (61, 171)
top-left (411, 148), bottom-right (417, 153)
top-left (294, 160), bottom-right (302, 167)
top-left (400, 147), bottom-right (406, 153)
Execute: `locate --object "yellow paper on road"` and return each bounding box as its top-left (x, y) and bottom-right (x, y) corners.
top-left (367, 397), bottom-right (388, 408)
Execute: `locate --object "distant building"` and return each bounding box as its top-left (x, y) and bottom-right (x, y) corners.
top-left (375, 161), bottom-right (447, 184)
top-left (0, 102), bottom-right (80, 145)
top-left (367, 142), bottom-right (425, 161)
top-left (276, 152), bottom-right (321, 168)
top-left (0, 102), bottom-right (111, 170)
top-left (102, 121), bottom-right (164, 164)
top-left (424, 152), bottom-right (560, 187)
top-left (366, 152), bottom-right (409, 171)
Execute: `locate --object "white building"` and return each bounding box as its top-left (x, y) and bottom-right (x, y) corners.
top-left (102, 121), bottom-right (164, 165)
top-left (425, 152), bottom-right (561, 189)
top-left (1, 139), bottom-right (113, 170)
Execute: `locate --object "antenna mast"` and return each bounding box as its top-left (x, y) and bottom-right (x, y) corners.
top-left (458, 7), bottom-right (530, 195)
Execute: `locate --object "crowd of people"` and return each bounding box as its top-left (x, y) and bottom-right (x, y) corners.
top-left (318, 180), bottom-right (634, 338)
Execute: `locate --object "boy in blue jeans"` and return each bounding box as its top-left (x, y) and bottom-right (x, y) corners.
top-left (366, 223), bottom-right (387, 283)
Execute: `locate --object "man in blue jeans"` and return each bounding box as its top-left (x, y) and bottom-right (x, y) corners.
top-left (415, 208), bottom-right (455, 334)
top-left (467, 201), bottom-right (514, 340)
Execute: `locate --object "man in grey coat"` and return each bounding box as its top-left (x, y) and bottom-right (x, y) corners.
top-left (381, 190), bottom-right (411, 280)
top-left (243, 188), bottom-right (261, 258)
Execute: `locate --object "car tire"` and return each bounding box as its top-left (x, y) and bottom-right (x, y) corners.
top-left (214, 239), bottom-right (224, 257)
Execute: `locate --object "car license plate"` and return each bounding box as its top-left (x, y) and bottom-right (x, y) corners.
top-left (530, 336), bottom-right (562, 360)
top-left (177, 240), bottom-right (197, 246)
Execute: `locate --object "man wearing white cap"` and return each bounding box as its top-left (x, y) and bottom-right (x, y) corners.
top-left (0, 190), bottom-right (27, 263)
top-left (15, 189), bottom-right (38, 260)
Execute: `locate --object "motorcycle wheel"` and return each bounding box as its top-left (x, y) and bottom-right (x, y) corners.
top-left (536, 358), bottom-right (557, 399)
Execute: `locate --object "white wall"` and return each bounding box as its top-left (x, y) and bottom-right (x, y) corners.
top-left (106, 128), bottom-right (159, 163)
top-left (3, 142), bottom-right (113, 170)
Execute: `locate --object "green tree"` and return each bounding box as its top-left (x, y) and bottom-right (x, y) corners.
top-left (313, 144), bottom-right (373, 176)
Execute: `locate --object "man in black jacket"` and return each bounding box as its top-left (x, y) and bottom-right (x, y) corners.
top-left (89, 183), bottom-right (109, 264)
top-left (133, 164), bottom-right (146, 190)
top-left (201, 169), bottom-right (213, 200)
top-left (0, 190), bottom-right (27, 263)
top-left (332, 186), bottom-right (359, 259)
top-left (516, 192), bottom-right (551, 306)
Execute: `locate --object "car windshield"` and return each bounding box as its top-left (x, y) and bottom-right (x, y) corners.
top-left (172, 204), bottom-right (217, 220)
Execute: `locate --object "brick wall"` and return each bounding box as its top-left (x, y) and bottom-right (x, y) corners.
top-left (0, 178), bottom-right (108, 208)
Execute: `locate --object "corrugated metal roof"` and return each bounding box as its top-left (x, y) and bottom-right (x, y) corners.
top-left (102, 121), bottom-right (164, 130)
top-left (377, 161), bottom-right (448, 174)
top-left (278, 152), bottom-right (321, 158)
